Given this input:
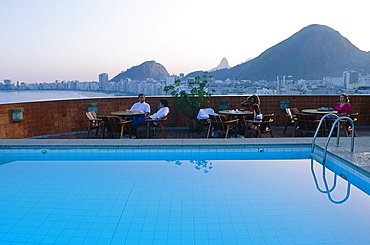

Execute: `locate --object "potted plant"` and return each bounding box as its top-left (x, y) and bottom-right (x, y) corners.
top-left (164, 72), bottom-right (213, 131)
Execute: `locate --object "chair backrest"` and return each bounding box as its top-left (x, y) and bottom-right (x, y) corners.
top-left (345, 112), bottom-right (358, 128)
top-left (285, 108), bottom-right (292, 116)
top-left (86, 111), bottom-right (98, 120)
top-left (262, 113), bottom-right (274, 121)
top-left (349, 112), bottom-right (358, 122)
top-left (296, 113), bottom-right (318, 131)
top-left (290, 108), bottom-right (299, 115)
top-left (209, 114), bottom-right (228, 130)
top-left (259, 113), bottom-right (274, 132)
top-left (242, 110), bottom-right (256, 121)
top-left (197, 108), bottom-right (215, 120)
top-left (101, 116), bottom-right (121, 133)
top-left (209, 114), bottom-right (227, 122)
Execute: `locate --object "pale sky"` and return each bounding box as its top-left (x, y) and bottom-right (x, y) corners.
top-left (1, 0), bottom-right (369, 83)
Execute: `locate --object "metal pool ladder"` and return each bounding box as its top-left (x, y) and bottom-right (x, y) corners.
top-left (311, 113), bottom-right (355, 164)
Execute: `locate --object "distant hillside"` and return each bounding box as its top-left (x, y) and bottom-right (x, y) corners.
top-left (189, 24), bottom-right (370, 81)
top-left (110, 61), bottom-right (170, 82)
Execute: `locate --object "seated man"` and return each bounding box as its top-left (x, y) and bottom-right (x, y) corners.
top-left (130, 99), bottom-right (170, 129)
top-left (130, 94), bottom-right (151, 116)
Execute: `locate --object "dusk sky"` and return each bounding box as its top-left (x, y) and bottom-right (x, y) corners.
top-left (1, 0), bottom-right (369, 83)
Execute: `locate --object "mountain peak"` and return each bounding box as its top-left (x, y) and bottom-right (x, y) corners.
top-left (203, 24), bottom-right (370, 80)
top-left (110, 61), bottom-right (170, 82)
top-left (209, 57), bottom-right (231, 72)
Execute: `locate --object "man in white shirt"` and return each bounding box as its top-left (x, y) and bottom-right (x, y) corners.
top-left (130, 94), bottom-right (151, 115)
top-left (130, 99), bottom-right (170, 129)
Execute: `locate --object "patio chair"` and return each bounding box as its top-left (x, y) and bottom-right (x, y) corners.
top-left (206, 114), bottom-right (239, 138)
top-left (101, 116), bottom-right (132, 139)
top-left (342, 112), bottom-right (358, 137)
top-left (135, 117), bottom-right (168, 139)
top-left (292, 113), bottom-right (320, 137)
top-left (197, 108), bottom-right (215, 134)
top-left (86, 111), bottom-right (103, 138)
top-left (243, 113), bottom-right (274, 138)
top-left (283, 108), bottom-right (299, 133)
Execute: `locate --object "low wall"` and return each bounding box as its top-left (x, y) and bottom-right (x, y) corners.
top-left (0, 94), bottom-right (369, 139)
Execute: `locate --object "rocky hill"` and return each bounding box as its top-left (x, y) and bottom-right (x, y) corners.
top-left (208, 57), bottom-right (231, 72)
top-left (110, 60), bottom-right (170, 82)
top-left (189, 24), bottom-right (370, 81)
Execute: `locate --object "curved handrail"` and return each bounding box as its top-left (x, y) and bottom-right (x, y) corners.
top-left (311, 113), bottom-right (338, 153)
top-left (322, 117), bottom-right (355, 162)
top-left (311, 114), bottom-right (355, 163)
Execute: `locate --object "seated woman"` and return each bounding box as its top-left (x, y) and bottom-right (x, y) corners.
top-left (334, 93), bottom-right (351, 116)
top-left (240, 94), bottom-right (262, 119)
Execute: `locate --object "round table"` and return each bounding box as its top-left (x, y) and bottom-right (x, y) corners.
top-left (301, 109), bottom-right (338, 137)
top-left (218, 110), bottom-right (254, 117)
top-left (301, 109), bottom-right (337, 115)
top-left (219, 110), bottom-right (255, 134)
top-left (111, 111), bottom-right (145, 117)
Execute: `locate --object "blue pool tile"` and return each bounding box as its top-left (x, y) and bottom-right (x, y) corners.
top-left (167, 231), bottom-right (184, 240)
top-left (180, 231), bottom-right (194, 240)
top-left (180, 239), bottom-right (196, 245)
top-left (68, 236), bottom-right (85, 244)
top-left (206, 230), bottom-right (223, 239)
top-left (99, 229), bottom-right (115, 239)
top-left (41, 235), bottom-right (60, 244)
top-left (249, 237), bottom-right (267, 244)
top-left (153, 231), bottom-right (168, 240)
top-left (233, 230), bottom-right (249, 239)
top-left (95, 238), bottom-right (113, 245)
top-left (263, 237), bottom-right (281, 244)
top-left (291, 236), bottom-right (311, 244)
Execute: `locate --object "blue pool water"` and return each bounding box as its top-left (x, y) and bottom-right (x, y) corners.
top-left (0, 147), bottom-right (370, 244)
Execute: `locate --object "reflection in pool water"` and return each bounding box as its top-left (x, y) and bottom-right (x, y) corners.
top-left (311, 159), bottom-right (351, 204)
top-left (167, 159), bottom-right (213, 173)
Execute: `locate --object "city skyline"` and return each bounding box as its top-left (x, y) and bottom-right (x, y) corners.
top-left (1, 0), bottom-right (370, 83)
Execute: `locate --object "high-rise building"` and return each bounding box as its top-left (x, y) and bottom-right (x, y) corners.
top-left (99, 73), bottom-right (109, 91)
top-left (343, 71), bottom-right (358, 89)
top-left (165, 76), bottom-right (176, 86)
top-left (277, 75), bottom-right (292, 94)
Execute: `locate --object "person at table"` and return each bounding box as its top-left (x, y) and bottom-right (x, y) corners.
top-left (130, 93), bottom-right (151, 116)
top-left (240, 94), bottom-right (262, 119)
top-left (129, 99), bottom-right (170, 129)
top-left (334, 93), bottom-right (351, 116)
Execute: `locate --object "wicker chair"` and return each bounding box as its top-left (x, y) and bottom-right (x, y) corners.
top-left (283, 108), bottom-right (299, 134)
top-left (244, 113), bottom-right (274, 138)
top-left (206, 114), bottom-right (239, 138)
top-left (101, 116), bottom-right (132, 139)
top-left (85, 111), bottom-right (103, 138)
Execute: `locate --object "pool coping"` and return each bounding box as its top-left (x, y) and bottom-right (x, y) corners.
top-left (0, 137), bottom-right (369, 175)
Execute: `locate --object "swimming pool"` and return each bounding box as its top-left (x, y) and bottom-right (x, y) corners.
top-left (1, 145), bottom-right (369, 244)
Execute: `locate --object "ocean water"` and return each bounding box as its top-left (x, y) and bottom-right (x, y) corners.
top-left (0, 90), bottom-right (120, 104)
